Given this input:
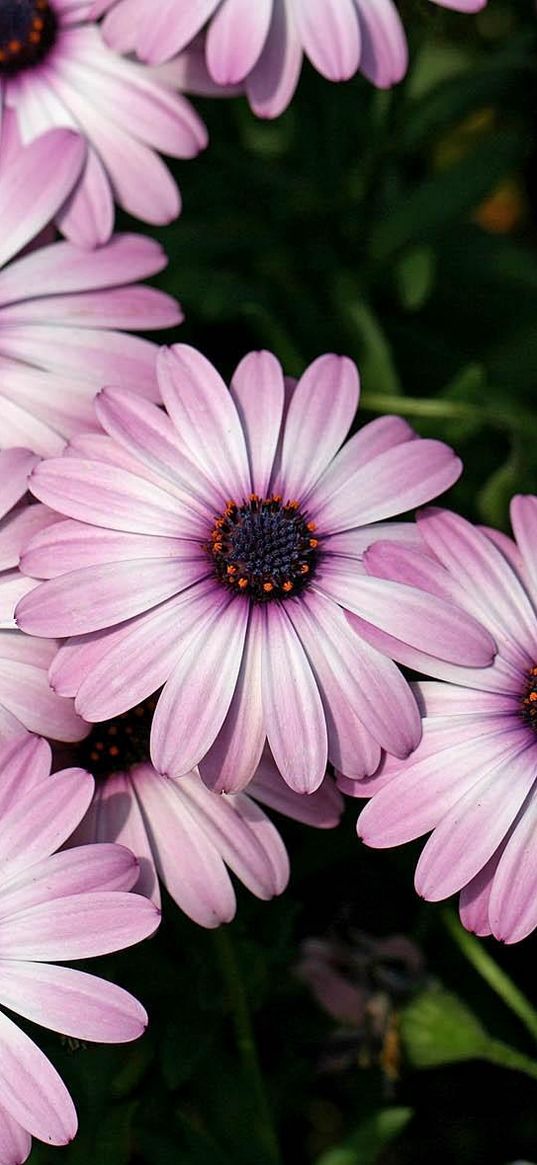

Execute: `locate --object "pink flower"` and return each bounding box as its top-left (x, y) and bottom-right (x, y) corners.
top-left (0, 120), bottom-right (182, 455)
top-left (0, 447), bottom-right (86, 744)
top-left (358, 500), bottom-right (537, 944)
top-left (94, 0), bottom-right (486, 116)
top-left (65, 701), bottom-right (344, 926)
top-left (17, 346), bottom-right (494, 793)
top-left (0, 1), bottom-right (208, 247)
top-left (0, 731), bottom-right (159, 1163)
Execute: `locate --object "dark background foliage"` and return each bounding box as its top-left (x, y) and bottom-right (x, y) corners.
top-left (30, 2), bottom-right (537, 1162)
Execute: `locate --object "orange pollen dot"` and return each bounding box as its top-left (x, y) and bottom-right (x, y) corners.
top-left (532, 667), bottom-right (537, 677)
top-left (530, 692), bottom-right (537, 703)
top-left (282, 581), bottom-right (293, 592)
top-left (307, 521), bottom-right (317, 531)
top-left (238, 577), bottom-right (248, 589)
top-left (271, 495), bottom-right (282, 504)
top-left (213, 542), bottom-right (222, 553)
top-left (9, 41), bottom-right (22, 52)
top-left (288, 500), bottom-right (299, 510)
top-left (249, 493), bottom-right (259, 502)
top-left (33, 17), bottom-right (44, 29)
top-left (309, 539), bottom-right (319, 549)
top-left (263, 582), bottom-right (274, 593)
top-left (28, 30), bottom-right (40, 42)
top-left (300, 564), bottom-right (310, 575)
top-left (226, 565), bottom-right (237, 575)
top-left (108, 745), bottom-right (120, 757)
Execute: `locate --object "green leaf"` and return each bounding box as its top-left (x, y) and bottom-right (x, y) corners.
top-left (401, 987), bottom-right (537, 1083)
top-left (395, 246), bottom-right (436, 311)
top-left (338, 291), bottom-right (402, 396)
top-left (315, 1107), bottom-right (413, 1165)
top-left (477, 453), bottom-right (519, 529)
top-left (401, 988), bottom-right (490, 1067)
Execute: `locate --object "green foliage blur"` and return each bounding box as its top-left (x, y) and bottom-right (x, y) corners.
top-left (29, 3), bottom-right (537, 1163)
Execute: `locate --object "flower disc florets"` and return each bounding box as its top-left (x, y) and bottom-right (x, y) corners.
top-left (0, 0), bottom-right (57, 73)
top-left (78, 696), bottom-right (157, 780)
top-left (521, 666), bottom-right (537, 731)
top-left (209, 493), bottom-right (320, 602)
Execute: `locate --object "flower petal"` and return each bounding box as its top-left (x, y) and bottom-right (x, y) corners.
top-left (315, 565), bottom-right (496, 666)
top-left (0, 963), bottom-right (146, 1043)
top-left (151, 594), bottom-right (249, 777)
top-left (0, 1011), bottom-right (76, 1146)
top-left (206, 0), bottom-right (273, 84)
top-left (261, 603), bottom-right (327, 793)
top-left (157, 345), bottom-right (251, 501)
top-left (0, 891), bottom-right (159, 960)
top-left (293, 0), bottom-right (361, 80)
top-left (230, 351), bottom-right (285, 497)
top-left (415, 740), bottom-right (536, 901)
top-left (200, 604), bottom-right (265, 793)
top-left (277, 355), bottom-right (360, 500)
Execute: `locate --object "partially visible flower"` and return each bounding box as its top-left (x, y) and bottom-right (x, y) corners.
top-left (0, 2), bottom-right (207, 246)
top-left (358, 500), bottom-right (537, 944)
top-left (65, 701), bottom-right (344, 927)
top-left (95, 0), bottom-right (485, 117)
top-left (0, 732), bottom-right (158, 1163)
top-left (18, 346), bottom-right (494, 793)
top-left (0, 121), bottom-right (182, 455)
top-left (297, 928), bottom-right (423, 1075)
top-left (0, 447), bottom-right (85, 744)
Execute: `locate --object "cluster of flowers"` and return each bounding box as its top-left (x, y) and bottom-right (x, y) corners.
top-left (1, 0), bottom-right (532, 1162)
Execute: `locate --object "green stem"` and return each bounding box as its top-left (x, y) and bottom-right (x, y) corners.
top-left (360, 391), bottom-right (537, 435)
top-left (443, 910), bottom-right (537, 1045)
top-left (215, 927), bottom-right (282, 1165)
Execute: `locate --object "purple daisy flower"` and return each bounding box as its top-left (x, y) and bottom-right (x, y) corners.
top-left (95, 0), bottom-right (485, 117)
top-left (0, 117), bottom-right (181, 455)
top-left (0, 447), bottom-right (86, 744)
top-left (65, 699), bottom-right (343, 927)
top-left (17, 346), bottom-right (494, 793)
top-left (0, 731), bottom-right (158, 1163)
top-left (357, 500), bottom-right (537, 944)
top-left (0, 0), bottom-right (208, 246)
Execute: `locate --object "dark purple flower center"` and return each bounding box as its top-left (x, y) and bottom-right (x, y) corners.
top-left (77, 696), bottom-right (157, 780)
top-left (208, 494), bottom-right (320, 603)
top-left (521, 666), bottom-right (537, 731)
top-left (0, 1), bottom-right (57, 74)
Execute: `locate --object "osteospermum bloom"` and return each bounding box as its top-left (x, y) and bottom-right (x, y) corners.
top-left (66, 698), bottom-right (343, 926)
top-left (358, 500), bottom-right (537, 944)
top-left (0, 121), bottom-right (181, 455)
top-left (95, 0), bottom-right (486, 116)
top-left (0, 732), bottom-right (158, 1163)
top-left (0, 447), bottom-right (85, 744)
top-left (17, 346), bottom-right (495, 793)
top-left (0, 1), bottom-right (207, 247)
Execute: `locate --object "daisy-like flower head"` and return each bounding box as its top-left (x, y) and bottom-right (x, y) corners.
top-left (95, 0), bottom-right (486, 117)
top-left (357, 499), bottom-right (537, 944)
top-left (0, 1), bottom-right (208, 247)
top-left (64, 697), bottom-right (344, 927)
top-left (0, 446), bottom-right (86, 743)
top-left (0, 731), bottom-right (159, 1164)
top-left (0, 116), bottom-right (182, 455)
top-left (17, 346), bottom-right (495, 794)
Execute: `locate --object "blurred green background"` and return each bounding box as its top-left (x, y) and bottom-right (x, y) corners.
top-left (30, 3), bottom-right (537, 1162)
